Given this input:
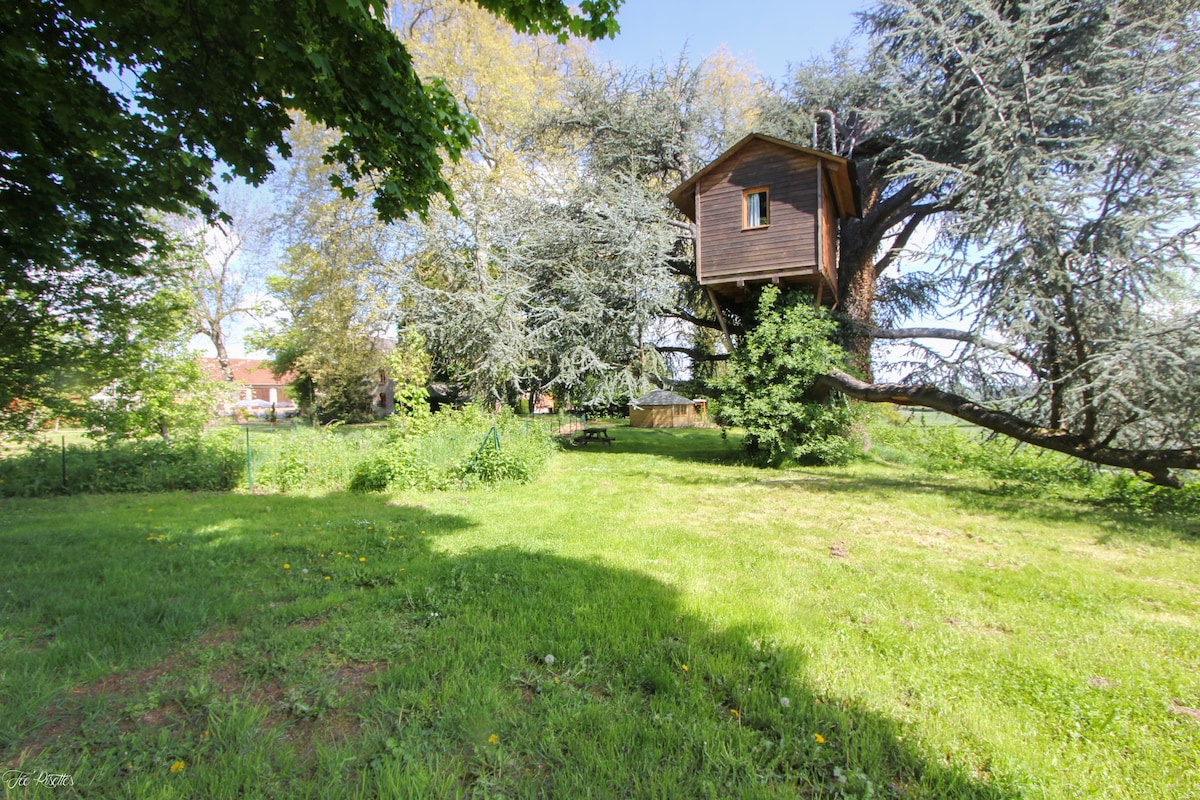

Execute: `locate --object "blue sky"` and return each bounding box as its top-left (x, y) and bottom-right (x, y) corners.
top-left (593, 0), bottom-right (869, 82)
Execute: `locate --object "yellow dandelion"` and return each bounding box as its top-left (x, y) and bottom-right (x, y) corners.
top-left (170, 760), bottom-right (185, 773)
top-left (814, 734), bottom-right (825, 744)
top-left (283, 563), bottom-right (291, 569)
top-left (681, 665), bottom-right (689, 672)
top-left (730, 709), bottom-right (740, 718)
top-left (359, 557), bottom-right (366, 562)
top-left (324, 576), bottom-right (331, 581)
top-left (488, 734), bottom-right (498, 744)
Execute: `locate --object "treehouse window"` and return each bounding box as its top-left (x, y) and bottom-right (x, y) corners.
top-left (743, 188), bottom-right (769, 229)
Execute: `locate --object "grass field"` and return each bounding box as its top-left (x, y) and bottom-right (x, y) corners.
top-left (1, 426), bottom-right (1197, 798)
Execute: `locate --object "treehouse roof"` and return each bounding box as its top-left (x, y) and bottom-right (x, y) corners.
top-left (668, 133), bottom-right (862, 221)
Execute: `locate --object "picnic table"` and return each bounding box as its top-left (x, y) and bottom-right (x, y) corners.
top-left (573, 426), bottom-right (614, 446)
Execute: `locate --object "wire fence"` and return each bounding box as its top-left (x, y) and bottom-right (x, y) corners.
top-left (0, 413), bottom-right (591, 497)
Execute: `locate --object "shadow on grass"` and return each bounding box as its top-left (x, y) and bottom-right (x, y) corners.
top-left (0, 491), bottom-right (1016, 798)
top-left (560, 425), bottom-right (746, 466)
top-left (651, 458), bottom-right (1199, 545)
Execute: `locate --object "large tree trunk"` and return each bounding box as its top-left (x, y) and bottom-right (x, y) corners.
top-left (816, 370), bottom-right (1197, 487)
top-left (836, 216), bottom-right (879, 381)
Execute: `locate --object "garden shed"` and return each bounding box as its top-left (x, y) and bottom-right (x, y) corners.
top-left (629, 389), bottom-right (699, 428)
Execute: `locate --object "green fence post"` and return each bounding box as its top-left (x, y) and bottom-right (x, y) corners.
top-left (245, 426), bottom-right (253, 493)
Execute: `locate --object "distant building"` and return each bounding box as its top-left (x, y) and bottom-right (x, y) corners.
top-left (200, 358), bottom-right (296, 411)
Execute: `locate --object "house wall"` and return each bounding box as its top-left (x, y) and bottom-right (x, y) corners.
top-left (629, 405), bottom-right (696, 428)
top-left (697, 138), bottom-right (822, 287)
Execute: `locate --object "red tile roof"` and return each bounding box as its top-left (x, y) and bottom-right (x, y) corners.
top-left (199, 358), bottom-right (296, 386)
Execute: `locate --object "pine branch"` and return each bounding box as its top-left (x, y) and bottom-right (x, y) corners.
top-left (858, 324), bottom-right (1043, 374)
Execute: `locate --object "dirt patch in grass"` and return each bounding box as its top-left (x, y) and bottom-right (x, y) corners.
top-left (1169, 703), bottom-right (1200, 724)
top-left (3, 628), bottom-right (387, 770)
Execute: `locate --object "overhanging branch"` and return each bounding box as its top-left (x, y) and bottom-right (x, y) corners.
top-left (860, 324), bottom-right (1043, 374)
top-left (816, 370), bottom-right (1197, 487)
top-left (654, 345), bottom-right (729, 361)
top-left (666, 309), bottom-right (740, 335)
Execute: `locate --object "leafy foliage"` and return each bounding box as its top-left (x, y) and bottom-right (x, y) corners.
top-left (0, 434), bottom-right (242, 497)
top-left (866, 410), bottom-right (1095, 486)
top-left (0, 0), bottom-right (619, 432)
top-left (349, 407), bottom-right (554, 492)
top-left (82, 291), bottom-right (228, 443)
top-left (1089, 474), bottom-right (1200, 521)
top-left (856, 0), bottom-right (1200, 478)
top-left (714, 287), bottom-right (857, 466)
top-left (251, 122), bottom-right (399, 423)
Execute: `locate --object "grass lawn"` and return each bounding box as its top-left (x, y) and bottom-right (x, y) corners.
top-left (1, 426), bottom-right (1197, 798)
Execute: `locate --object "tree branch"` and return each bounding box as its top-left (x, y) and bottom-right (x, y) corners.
top-left (873, 206), bottom-right (936, 278)
top-left (857, 324), bottom-right (1043, 373)
top-left (654, 345), bottom-right (729, 361)
top-left (816, 370), bottom-right (1196, 487)
top-left (666, 309), bottom-right (740, 335)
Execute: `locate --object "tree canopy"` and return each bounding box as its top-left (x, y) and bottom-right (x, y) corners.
top-left (0, 0), bottom-right (621, 433)
top-left (831, 0), bottom-right (1200, 485)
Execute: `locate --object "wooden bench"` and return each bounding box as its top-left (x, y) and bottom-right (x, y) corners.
top-left (573, 426), bottom-right (614, 446)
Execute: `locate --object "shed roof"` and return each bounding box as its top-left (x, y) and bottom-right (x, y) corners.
top-left (630, 389), bottom-right (695, 407)
top-left (668, 133), bottom-right (861, 221)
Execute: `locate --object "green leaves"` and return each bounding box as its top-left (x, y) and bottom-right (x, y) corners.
top-left (1, 0), bottom-right (622, 427)
top-left (714, 287), bottom-right (857, 466)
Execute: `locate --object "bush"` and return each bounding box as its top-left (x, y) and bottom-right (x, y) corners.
top-left (713, 287), bottom-right (858, 466)
top-left (251, 425), bottom-right (384, 493)
top-left (1089, 474), bottom-right (1200, 518)
top-left (349, 406), bottom-right (554, 493)
top-left (0, 432), bottom-right (242, 497)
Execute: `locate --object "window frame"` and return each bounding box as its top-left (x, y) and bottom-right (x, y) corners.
top-left (742, 186), bottom-right (770, 230)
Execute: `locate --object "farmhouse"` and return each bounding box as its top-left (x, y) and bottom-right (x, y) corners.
top-left (200, 358), bottom-right (295, 407)
top-left (668, 133), bottom-right (861, 307)
top-left (629, 389), bottom-right (700, 429)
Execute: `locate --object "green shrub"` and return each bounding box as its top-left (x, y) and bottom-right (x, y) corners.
top-left (713, 287), bottom-right (857, 466)
top-left (250, 426), bottom-right (382, 493)
top-left (349, 406), bottom-right (554, 493)
top-left (0, 432), bottom-right (242, 497)
top-left (1, 408), bottom-right (557, 497)
top-left (1089, 474), bottom-right (1200, 518)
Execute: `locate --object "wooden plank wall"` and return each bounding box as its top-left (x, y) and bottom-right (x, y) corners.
top-left (820, 173), bottom-right (839, 301)
top-left (696, 139), bottom-right (821, 285)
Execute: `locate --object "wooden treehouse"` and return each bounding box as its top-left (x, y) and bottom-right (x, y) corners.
top-left (668, 133), bottom-right (861, 308)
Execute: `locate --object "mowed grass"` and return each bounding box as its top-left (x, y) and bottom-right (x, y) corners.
top-left (1, 426), bottom-right (1198, 798)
